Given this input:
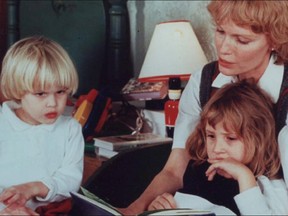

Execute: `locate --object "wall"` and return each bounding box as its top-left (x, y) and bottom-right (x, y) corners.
top-left (127, 0), bottom-right (217, 77)
top-left (18, 1), bottom-right (108, 96)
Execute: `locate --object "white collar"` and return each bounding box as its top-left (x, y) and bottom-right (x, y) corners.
top-left (212, 56), bottom-right (284, 103)
top-left (2, 101), bottom-right (57, 131)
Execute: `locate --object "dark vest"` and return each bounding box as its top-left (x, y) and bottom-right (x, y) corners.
top-left (199, 61), bottom-right (288, 136)
top-left (179, 160), bottom-right (240, 215)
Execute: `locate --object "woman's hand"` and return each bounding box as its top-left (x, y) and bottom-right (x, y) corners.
top-left (0, 182), bottom-right (48, 207)
top-left (147, 193), bottom-right (177, 211)
top-left (206, 158), bottom-right (257, 192)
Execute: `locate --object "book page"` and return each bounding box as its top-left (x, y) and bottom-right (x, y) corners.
top-left (81, 187), bottom-right (118, 211)
top-left (174, 192), bottom-right (236, 215)
top-left (141, 209), bottom-right (214, 215)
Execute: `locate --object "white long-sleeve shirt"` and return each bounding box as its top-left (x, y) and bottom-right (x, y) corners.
top-left (0, 101), bottom-right (84, 210)
top-left (175, 176), bottom-right (288, 215)
top-left (235, 176), bottom-right (288, 215)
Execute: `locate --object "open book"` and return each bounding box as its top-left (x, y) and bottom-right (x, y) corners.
top-left (70, 188), bottom-right (121, 215)
top-left (71, 187), bottom-right (216, 216)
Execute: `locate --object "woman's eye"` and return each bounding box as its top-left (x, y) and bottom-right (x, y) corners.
top-left (237, 39), bottom-right (250, 45)
top-left (216, 27), bottom-right (225, 34)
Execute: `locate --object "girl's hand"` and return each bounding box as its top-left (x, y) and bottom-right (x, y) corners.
top-left (0, 182), bottom-right (48, 207)
top-left (148, 193), bottom-right (177, 211)
top-left (206, 158), bottom-right (248, 180)
top-left (206, 158), bottom-right (257, 192)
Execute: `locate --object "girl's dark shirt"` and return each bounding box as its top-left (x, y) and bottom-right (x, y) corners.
top-left (178, 160), bottom-right (240, 215)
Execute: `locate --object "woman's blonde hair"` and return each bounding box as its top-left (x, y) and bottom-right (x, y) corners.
top-left (208, 0), bottom-right (288, 64)
top-left (186, 80), bottom-right (281, 179)
top-left (0, 36), bottom-right (78, 100)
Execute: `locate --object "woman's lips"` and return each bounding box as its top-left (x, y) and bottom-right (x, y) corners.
top-left (219, 58), bottom-right (235, 68)
top-left (45, 112), bottom-right (57, 119)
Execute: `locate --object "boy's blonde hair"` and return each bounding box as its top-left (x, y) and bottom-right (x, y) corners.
top-left (0, 36), bottom-right (78, 100)
top-left (208, 0), bottom-right (288, 64)
top-left (186, 80), bottom-right (281, 179)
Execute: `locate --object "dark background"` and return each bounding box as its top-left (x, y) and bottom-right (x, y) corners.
top-left (0, 0), bottom-right (132, 98)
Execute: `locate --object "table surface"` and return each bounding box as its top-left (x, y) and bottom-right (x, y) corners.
top-left (82, 153), bottom-right (106, 185)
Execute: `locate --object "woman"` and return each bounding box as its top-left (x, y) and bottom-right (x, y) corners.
top-left (121, 1), bottom-right (288, 214)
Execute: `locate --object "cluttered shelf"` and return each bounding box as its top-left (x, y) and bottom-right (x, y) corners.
top-left (68, 86), bottom-right (170, 185)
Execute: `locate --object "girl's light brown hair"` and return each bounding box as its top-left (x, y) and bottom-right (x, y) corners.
top-left (208, 0), bottom-right (288, 64)
top-left (186, 80), bottom-right (281, 179)
top-left (0, 36), bottom-right (78, 100)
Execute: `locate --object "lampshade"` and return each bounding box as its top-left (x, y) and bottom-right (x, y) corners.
top-left (138, 20), bottom-right (208, 82)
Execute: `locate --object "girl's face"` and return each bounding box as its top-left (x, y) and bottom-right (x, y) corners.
top-left (205, 121), bottom-right (246, 163)
top-left (16, 85), bottom-right (68, 125)
top-left (215, 20), bottom-right (272, 81)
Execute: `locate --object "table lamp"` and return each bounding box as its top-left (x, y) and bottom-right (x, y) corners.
top-left (138, 20), bottom-right (208, 126)
top-left (138, 20), bottom-right (208, 82)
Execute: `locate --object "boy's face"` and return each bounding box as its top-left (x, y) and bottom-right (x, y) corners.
top-left (16, 85), bottom-right (68, 125)
top-left (205, 121), bottom-right (246, 163)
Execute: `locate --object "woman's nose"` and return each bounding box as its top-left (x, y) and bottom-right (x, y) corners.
top-left (218, 36), bottom-right (233, 54)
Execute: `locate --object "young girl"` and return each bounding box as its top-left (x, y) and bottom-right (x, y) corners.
top-left (0, 36), bottom-right (84, 214)
top-left (148, 80), bottom-right (288, 215)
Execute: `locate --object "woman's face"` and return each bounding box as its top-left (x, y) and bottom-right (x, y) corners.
top-left (215, 20), bottom-right (272, 81)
